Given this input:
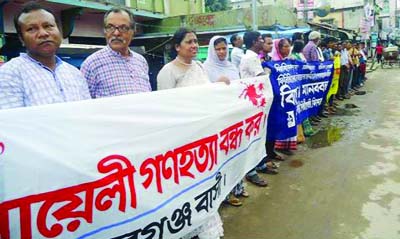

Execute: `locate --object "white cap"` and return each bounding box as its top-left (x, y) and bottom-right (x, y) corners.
top-left (309, 31), bottom-right (321, 40)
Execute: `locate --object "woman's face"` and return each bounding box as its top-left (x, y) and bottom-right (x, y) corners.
top-left (214, 41), bottom-right (227, 61)
top-left (176, 32), bottom-right (198, 59)
top-left (279, 39), bottom-right (291, 58)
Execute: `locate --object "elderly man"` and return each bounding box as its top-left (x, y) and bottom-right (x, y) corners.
top-left (0, 2), bottom-right (90, 109)
top-left (81, 7), bottom-right (151, 98)
top-left (303, 31), bottom-right (324, 62)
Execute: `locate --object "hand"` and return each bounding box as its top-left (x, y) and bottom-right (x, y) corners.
top-left (216, 76), bottom-right (230, 85)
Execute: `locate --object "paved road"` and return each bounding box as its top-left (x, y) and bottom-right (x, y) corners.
top-left (220, 67), bottom-right (400, 239)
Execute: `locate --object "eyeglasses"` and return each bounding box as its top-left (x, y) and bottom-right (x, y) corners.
top-left (104, 25), bottom-right (131, 33)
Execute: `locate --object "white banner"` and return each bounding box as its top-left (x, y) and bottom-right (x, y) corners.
top-left (0, 77), bottom-right (273, 239)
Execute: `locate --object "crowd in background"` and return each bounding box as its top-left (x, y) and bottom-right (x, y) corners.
top-left (0, 2), bottom-right (371, 239)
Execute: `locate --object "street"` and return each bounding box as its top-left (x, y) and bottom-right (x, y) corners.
top-left (221, 67), bottom-right (400, 239)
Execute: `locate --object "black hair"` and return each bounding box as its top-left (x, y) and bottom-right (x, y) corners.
top-left (14, 1), bottom-right (56, 38)
top-left (319, 41), bottom-right (327, 48)
top-left (170, 27), bottom-right (196, 57)
top-left (292, 40), bottom-right (304, 53)
top-left (262, 33), bottom-right (273, 40)
top-left (104, 6), bottom-right (135, 29)
top-left (230, 34), bottom-right (239, 45)
top-left (292, 32), bottom-right (304, 42)
top-left (243, 31), bottom-right (261, 49)
top-left (214, 37), bottom-right (227, 46)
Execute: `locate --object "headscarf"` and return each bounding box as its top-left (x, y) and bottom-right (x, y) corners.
top-left (203, 35), bottom-right (240, 82)
top-left (269, 39), bottom-right (286, 61)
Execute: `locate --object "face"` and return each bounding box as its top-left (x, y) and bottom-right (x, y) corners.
top-left (18, 9), bottom-right (62, 59)
top-left (279, 39), bottom-right (291, 58)
top-left (214, 41), bottom-right (228, 61)
top-left (235, 36), bottom-right (243, 48)
top-left (262, 37), bottom-right (273, 53)
top-left (104, 11), bottom-right (134, 54)
top-left (175, 32), bottom-right (198, 59)
top-left (254, 35), bottom-right (264, 52)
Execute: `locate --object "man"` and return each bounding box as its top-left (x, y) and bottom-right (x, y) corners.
top-left (239, 31), bottom-right (269, 187)
top-left (81, 7), bottom-right (151, 98)
top-left (303, 31), bottom-right (328, 119)
top-left (339, 41), bottom-right (351, 99)
top-left (303, 31), bottom-right (323, 62)
top-left (348, 41), bottom-right (361, 90)
top-left (0, 2), bottom-right (90, 109)
top-left (260, 33), bottom-right (273, 63)
top-left (230, 34), bottom-right (244, 69)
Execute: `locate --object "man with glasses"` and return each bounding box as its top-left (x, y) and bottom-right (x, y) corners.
top-left (81, 7), bottom-right (151, 98)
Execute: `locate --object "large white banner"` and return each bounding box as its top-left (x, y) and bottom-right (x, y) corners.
top-left (0, 77), bottom-right (273, 239)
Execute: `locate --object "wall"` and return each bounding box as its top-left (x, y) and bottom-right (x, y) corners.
top-left (144, 5), bottom-right (298, 34)
top-left (163, 0), bottom-right (204, 16)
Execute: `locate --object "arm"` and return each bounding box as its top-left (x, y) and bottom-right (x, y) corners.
top-left (0, 65), bottom-right (24, 109)
top-left (157, 65), bottom-right (176, 90)
top-left (80, 60), bottom-right (97, 99)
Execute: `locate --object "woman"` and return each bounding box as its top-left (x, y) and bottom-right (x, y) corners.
top-left (291, 40), bottom-right (314, 139)
top-left (270, 38), bottom-right (297, 155)
top-left (157, 28), bottom-right (224, 239)
top-left (204, 36), bottom-right (247, 207)
top-left (270, 38), bottom-right (291, 61)
top-left (204, 36), bottom-right (240, 82)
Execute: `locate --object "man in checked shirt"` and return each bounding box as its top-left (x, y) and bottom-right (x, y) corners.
top-left (0, 2), bottom-right (90, 109)
top-left (81, 7), bottom-right (152, 98)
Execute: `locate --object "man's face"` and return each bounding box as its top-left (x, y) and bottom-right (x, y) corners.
top-left (254, 35), bottom-right (264, 52)
top-left (104, 11), bottom-right (134, 54)
top-left (235, 36), bottom-right (243, 48)
top-left (19, 9), bottom-right (62, 59)
top-left (262, 37), bottom-right (273, 53)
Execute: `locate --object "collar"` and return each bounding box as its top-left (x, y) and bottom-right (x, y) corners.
top-left (106, 45), bottom-right (132, 58)
top-left (246, 49), bottom-right (258, 57)
top-left (21, 53), bottom-right (62, 69)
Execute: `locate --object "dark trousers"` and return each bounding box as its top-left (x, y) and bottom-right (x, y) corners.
top-left (339, 65), bottom-right (349, 96)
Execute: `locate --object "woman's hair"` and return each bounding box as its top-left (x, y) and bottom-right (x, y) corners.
top-left (171, 27), bottom-right (196, 57)
top-left (292, 32), bottom-right (304, 43)
top-left (213, 37), bottom-right (227, 47)
top-left (292, 40), bottom-right (304, 53)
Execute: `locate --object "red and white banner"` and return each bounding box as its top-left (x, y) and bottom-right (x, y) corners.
top-left (0, 76), bottom-right (273, 239)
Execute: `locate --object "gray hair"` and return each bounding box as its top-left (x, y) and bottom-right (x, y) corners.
top-left (104, 7), bottom-right (135, 29)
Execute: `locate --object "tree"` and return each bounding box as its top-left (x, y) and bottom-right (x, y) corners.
top-left (205, 0), bottom-right (229, 12)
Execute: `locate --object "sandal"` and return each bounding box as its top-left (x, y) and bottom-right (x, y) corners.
top-left (246, 174), bottom-right (268, 187)
top-left (271, 154), bottom-right (285, 161)
top-left (266, 161), bottom-right (279, 169)
top-left (240, 191), bottom-right (250, 197)
top-left (225, 194), bottom-right (242, 207)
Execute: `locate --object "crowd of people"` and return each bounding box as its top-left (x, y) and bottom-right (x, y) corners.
top-left (0, 2), bottom-right (370, 239)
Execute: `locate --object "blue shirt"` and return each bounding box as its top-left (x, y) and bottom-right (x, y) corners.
top-left (0, 53), bottom-right (90, 109)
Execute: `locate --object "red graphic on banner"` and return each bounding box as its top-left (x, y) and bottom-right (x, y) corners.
top-left (0, 142), bottom-right (4, 155)
top-left (239, 82), bottom-right (266, 108)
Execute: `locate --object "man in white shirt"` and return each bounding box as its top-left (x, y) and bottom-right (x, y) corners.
top-left (230, 34), bottom-right (244, 69)
top-left (239, 31), bottom-right (269, 187)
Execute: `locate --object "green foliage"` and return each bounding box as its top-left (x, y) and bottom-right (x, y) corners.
top-left (205, 0), bottom-right (229, 12)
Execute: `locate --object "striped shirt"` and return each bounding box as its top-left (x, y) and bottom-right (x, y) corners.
top-left (0, 53), bottom-right (90, 110)
top-left (81, 46), bottom-right (151, 98)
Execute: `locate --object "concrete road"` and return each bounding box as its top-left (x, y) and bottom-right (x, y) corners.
top-left (220, 67), bottom-right (400, 239)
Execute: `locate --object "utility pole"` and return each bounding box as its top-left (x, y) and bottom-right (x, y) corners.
top-left (304, 0), bottom-right (308, 23)
top-left (252, 0), bottom-right (258, 30)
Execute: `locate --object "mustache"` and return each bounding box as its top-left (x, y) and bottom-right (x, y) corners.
top-left (38, 40), bottom-right (55, 45)
top-left (109, 37), bottom-right (126, 43)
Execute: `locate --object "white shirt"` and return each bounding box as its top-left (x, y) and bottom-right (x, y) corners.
top-left (239, 50), bottom-right (264, 79)
top-left (230, 47), bottom-right (244, 68)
